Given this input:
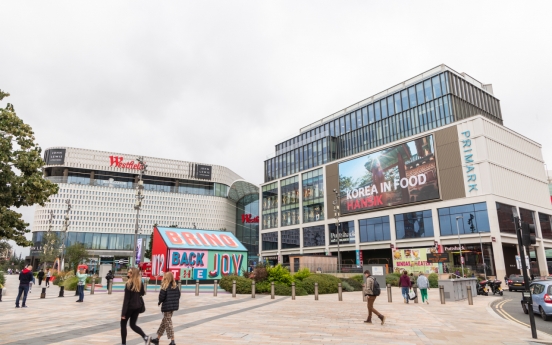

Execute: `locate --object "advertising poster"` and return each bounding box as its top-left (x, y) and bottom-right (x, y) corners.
top-left (135, 238), bottom-right (143, 265)
top-left (392, 248), bottom-right (440, 274)
top-left (338, 135), bottom-right (439, 214)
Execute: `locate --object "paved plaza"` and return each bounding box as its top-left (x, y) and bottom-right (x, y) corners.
top-left (1, 274), bottom-right (551, 345)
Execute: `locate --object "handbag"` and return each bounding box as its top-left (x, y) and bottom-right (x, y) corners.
top-left (139, 297), bottom-right (146, 314)
top-left (408, 290), bottom-right (417, 300)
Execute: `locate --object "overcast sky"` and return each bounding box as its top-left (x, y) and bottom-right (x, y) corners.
top-left (2, 1), bottom-right (552, 256)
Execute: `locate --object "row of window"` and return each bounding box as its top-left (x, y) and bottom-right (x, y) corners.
top-left (32, 231), bottom-right (151, 251)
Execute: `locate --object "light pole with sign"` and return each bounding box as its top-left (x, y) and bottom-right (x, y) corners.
top-left (455, 215), bottom-right (464, 278)
top-left (59, 199), bottom-right (72, 271)
top-left (333, 189), bottom-right (341, 274)
top-left (132, 157), bottom-right (147, 267)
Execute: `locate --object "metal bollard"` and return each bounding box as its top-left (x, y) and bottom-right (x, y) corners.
top-left (387, 284), bottom-right (392, 303)
top-left (90, 276), bottom-right (95, 295)
top-left (40, 287), bottom-right (46, 299)
top-left (271, 282), bottom-right (275, 299)
top-left (362, 284), bottom-right (366, 302)
top-left (232, 280), bottom-right (237, 298)
top-left (144, 280), bottom-right (148, 295)
top-left (108, 281), bottom-right (113, 295)
top-left (338, 283), bottom-right (343, 301)
top-left (177, 281), bottom-right (182, 291)
top-left (252, 281), bottom-right (256, 298)
top-left (467, 285), bottom-right (473, 305)
top-left (413, 285), bottom-right (418, 304)
top-left (213, 280), bottom-right (218, 297)
top-left (59, 285), bottom-right (65, 297)
top-left (439, 285), bottom-right (445, 304)
top-left (292, 282), bottom-right (296, 300)
top-left (315, 282), bottom-right (319, 301)
top-left (195, 280), bottom-right (199, 296)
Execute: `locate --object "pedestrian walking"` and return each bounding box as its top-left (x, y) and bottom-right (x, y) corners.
top-left (363, 270), bottom-right (385, 325)
top-left (149, 272), bottom-right (180, 345)
top-left (121, 268), bottom-right (150, 345)
top-left (28, 271), bottom-right (35, 294)
top-left (400, 271), bottom-right (412, 304)
top-left (37, 269), bottom-right (45, 286)
top-left (45, 269), bottom-right (51, 288)
top-left (417, 273), bottom-right (430, 304)
top-left (15, 265), bottom-right (34, 308)
top-left (75, 267), bottom-right (87, 302)
top-left (106, 270), bottom-right (114, 288)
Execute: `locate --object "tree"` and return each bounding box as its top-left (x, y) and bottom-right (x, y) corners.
top-left (0, 240), bottom-right (11, 259)
top-left (65, 243), bottom-right (90, 272)
top-left (0, 90), bottom-right (59, 246)
top-left (38, 232), bottom-right (61, 269)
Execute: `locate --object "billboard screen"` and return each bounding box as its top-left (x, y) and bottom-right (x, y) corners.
top-left (338, 135), bottom-right (439, 214)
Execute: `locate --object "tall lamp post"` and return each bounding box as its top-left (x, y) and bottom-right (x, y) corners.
top-left (455, 215), bottom-right (464, 278)
top-left (132, 157), bottom-right (147, 268)
top-left (468, 213), bottom-right (487, 279)
top-left (42, 210), bottom-right (54, 269)
top-left (60, 199), bottom-right (72, 271)
top-left (333, 189), bottom-right (341, 274)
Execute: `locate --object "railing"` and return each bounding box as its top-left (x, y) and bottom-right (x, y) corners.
top-left (282, 263), bottom-right (363, 274)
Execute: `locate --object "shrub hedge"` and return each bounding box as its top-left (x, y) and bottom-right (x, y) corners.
top-left (220, 275), bottom-right (253, 294)
top-left (293, 268), bottom-right (311, 281)
top-left (340, 278), bottom-right (363, 291)
top-left (302, 274), bottom-right (341, 294)
top-left (350, 274), bottom-right (364, 285)
top-left (341, 281), bottom-right (354, 292)
top-left (63, 276), bottom-right (79, 291)
top-left (428, 273), bottom-right (439, 288)
top-left (385, 273), bottom-right (402, 287)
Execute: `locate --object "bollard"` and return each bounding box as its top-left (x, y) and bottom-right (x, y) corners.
top-left (232, 280), bottom-right (237, 298)
top-left (338, 283), bottom-right (343, 301)
top-left (315, 282), bottom-right (319, 301)
top-left (40, 287), bottom-right (46, 299)
top-left (214, 280), bottom-right (218, 297)
top-left (0, 288), bottom-right (3, 302)
top-left (292, 282), bottom-right (296, 300)
top-left (252, 281), bottom-right (256, 298)
top-left (90, 276), bottom-right (95, 295)
top-left (59, 285), bottom-right (65, 297)
top-left (177, 281), bottom-right (182, 291)
top-left (439, 285), bottom-right (445, 304)
top-left (467, 285), bottom-right (473, 305)
top-left (362, 284), bottom-right (366, 302)
top-left (108, 281), bottom-right (113, 295)
top-left (413, 285), bottom-right (418, 304)
top-left (271, 282), bottom-right (275, 300)
top-left (144, 280), bottom-right (148, 295)
top-left (195, 280), bottom-right (199, 296)
top-left (387, 284), bottom-right (392, 303)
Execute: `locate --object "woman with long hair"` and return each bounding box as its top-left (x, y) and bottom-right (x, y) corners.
top-left (121, 268), bottom-right (150, 345)
top-left (150, 272), bottom-right (181, 345)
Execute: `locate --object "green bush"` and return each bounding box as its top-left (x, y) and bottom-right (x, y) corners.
top-left (350, 274), bottom-right (364, 285)
top-left (293, 268), bottom-right (311, 281)
top-left (340, 278), bottom-right (363, 291)
top-left (302, 274), bottom-right (341, 294)
top-left (274, 283), bottom-right (307, 296)
top-left (341, 281), bottom-right (354, 292)
top-left (386, 273), bottom-right (401, 287)
top-left (86, 276), bottom-right (102, 284)
top-left (251, 265), bottom-right (268, 283)
top-left (0, 271), bottom-right (5, 288)
top-left (219, 275), bottom-right (253, 294)
top-left (255, 281), bottom-right (271, 293)
top-left (63, 276), bottom-right (79, 291)
top-left (267, 264), bottom-right (293, 286)
top-left (428, 273), bottom-right (439, 288)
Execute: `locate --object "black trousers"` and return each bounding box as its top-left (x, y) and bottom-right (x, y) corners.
top-left (121, 309), bottom-right (145, 344)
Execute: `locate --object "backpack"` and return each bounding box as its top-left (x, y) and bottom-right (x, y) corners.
top-left (371, 277), bottom-right (381, 296)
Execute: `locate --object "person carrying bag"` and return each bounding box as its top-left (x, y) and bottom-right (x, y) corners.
top-left (149, 272), bottom-right (181, 345)
top-left (120, 268), bottom-right (150, 345)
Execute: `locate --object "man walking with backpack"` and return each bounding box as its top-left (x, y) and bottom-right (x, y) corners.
top-left (363, 270), bottom-right (385, 325)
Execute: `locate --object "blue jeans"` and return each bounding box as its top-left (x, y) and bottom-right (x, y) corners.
top-left (16, 285), bottom-right (29, 307)
top-left (401, 287), bottom-right (410, 302)
top-left (77, 285), bottom-right (84, 301)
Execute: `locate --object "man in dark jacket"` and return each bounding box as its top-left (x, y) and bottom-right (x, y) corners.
top-left (363, 270), bottom-right (385, 325)
top-left (16, 265), bottom-right (34, 308)
top-left (37, 269), bottom-right (45, 286)
top-left (400, 271), bottom-right (412, 304)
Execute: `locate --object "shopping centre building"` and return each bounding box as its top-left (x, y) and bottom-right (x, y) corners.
top-left (29, 147), bottom-right (259, 271)
top-left (260, 64), bottom-right (552, 280)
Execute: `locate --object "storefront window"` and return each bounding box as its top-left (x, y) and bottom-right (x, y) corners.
top-left (262, 231), bottom-right (278, 251)
top-left (302, 168), bottom-right (324, 223)
top-left (281, 176), bottom-right (300, 227)
top-left (328, 221), bottom-right (355, 245)
top-left (262, 182), bottom-right (278, 230)
top-left (496, 202), bottom-right (517, 234)
top-left (539, 213), bottom-right (552, 240)
top-left (359, 216), bottom-right (390, 242)
top-left (443, 243), bottom-right (495, 277)
top-left (281, 229), bottom-right (300, 249)
top-left (303, 225), bottom-right (325, 248)
top-left (438, 202), bottom-right (490, 236)
top-left (395, 210), bottom-right (434, 239)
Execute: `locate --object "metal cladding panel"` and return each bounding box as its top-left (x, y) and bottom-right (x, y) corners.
top-left (325, 163), bottom-right (339, 217)
top-left (434, 126), bottom-right (465, 200)
top-left (489, 164), bottom-right (550, 208)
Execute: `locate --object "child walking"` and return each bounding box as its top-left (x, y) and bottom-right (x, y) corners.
top-left (150, 272), bottom-right (181, 345)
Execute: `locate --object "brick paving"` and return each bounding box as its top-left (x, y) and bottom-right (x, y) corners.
top-left (1, 274), bottom-right (551, 345)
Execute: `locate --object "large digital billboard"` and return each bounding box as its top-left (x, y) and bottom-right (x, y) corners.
top-left (338, 135), bottom-right (439, 214)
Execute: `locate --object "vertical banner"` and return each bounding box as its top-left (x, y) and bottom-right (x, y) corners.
top-left (136, 238), bottom-right (143, 265)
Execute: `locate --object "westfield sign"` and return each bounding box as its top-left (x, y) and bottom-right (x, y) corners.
top-left (109, 156), bottom-right (144, 170)
top-left (241, 214), bottom-right (259, 224)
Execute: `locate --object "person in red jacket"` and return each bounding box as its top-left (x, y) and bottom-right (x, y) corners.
top-left (16, 265), bottom-right (34, 308)
top-left (399, 270), bottom-right (412, 304)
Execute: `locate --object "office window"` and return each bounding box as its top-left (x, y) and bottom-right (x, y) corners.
top-left (302, 168), bottom-right (324, 223)
top-left (395, 210), bottom-right (434, 239)
top-left (303, 225), bottom-right (325, 247)
top-left (416, 83), bottom-right (425, 105)
top-left (262, 231), bottom-right (278, 251)
top-left (262, 182), bottom-right (278, 229)
top-left (409, 86), bottom-right (417, 108)
top-left (432, 75), bottom-right (442, 98)
top-left (387, 95), bottom-right (395, 116)
top-left (394, 92), bottom-right (402, 113)
top-left (356, 110), bottom-right (363, 128)
top-left (281, 229), bottom-right (300, 249)
top-left (374, 101), bottom-right (381, 121)
top-left (424, 79), bottom-right (433, 102)
top-left (280, 176), bottom-right (300, 226)
top-left (439, 202), bottom-right (490, 236)
top-left (401, 90), bottom-right (409, 111)
top-left (368, 104), bottom-right (375, 123)
top-left (359, 216), bottom-right (390, 242)
top-left (328, 221), bottom-right (355, 245)
top-left (496, 202), bottom-right (516, 234)
top-left (539, 213), bottom-right (552, 240)
top-left (381, 98), bottom-right (388, 119)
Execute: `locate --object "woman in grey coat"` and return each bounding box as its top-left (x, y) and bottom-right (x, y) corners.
top-left (416, 273), bottom-right (430, 304)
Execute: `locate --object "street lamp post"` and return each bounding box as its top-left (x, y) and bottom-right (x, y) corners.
top-left (60, 199), bottom-right (72, 271)
top-left (132, 157), bottom-right (147, 268)
top-left (469, 213), bottom-right (487, 280)
top-left (333, 189), bottom-right (341, 274)
top-left (455, 215), bottom-right (464, 278)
